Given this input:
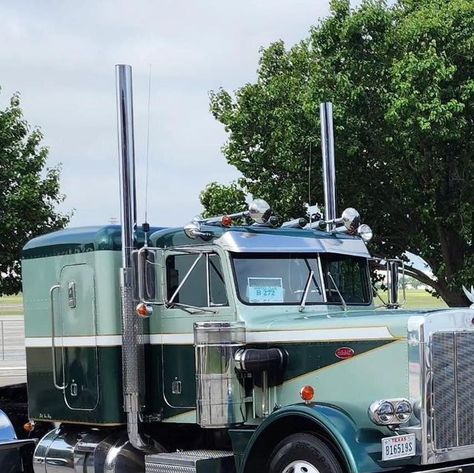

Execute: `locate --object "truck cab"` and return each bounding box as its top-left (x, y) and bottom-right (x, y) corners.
top-left (13, 69), bottom-right (474, 473)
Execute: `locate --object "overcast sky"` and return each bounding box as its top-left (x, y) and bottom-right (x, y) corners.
top-left (0, 1), bottom-right (346, 228)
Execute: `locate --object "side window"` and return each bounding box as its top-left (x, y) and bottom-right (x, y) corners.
top-left (166, 252), bottom-right (228, 308)
top-left (209, 254), bottom-right (227, 305)
top-left (322, 255), bottom-right (370, 304)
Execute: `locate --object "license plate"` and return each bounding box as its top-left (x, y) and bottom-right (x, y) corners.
top-left (382, 434), bottom-right (416, 461)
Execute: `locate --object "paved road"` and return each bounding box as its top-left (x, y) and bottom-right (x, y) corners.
top-left (0, 316), bottom-right (26, 387)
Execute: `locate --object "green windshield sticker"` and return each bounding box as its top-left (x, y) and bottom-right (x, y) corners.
top-left (247, 277), bottom-right (284, 302)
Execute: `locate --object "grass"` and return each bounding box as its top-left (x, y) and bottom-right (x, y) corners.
top-left (0, 294), bottom-right (24, 315)
top-left (378, 289), bottom-right (448, 310)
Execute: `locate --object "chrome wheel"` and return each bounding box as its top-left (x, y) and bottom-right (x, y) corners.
top-left (282, 460), bottom-right (320, 473)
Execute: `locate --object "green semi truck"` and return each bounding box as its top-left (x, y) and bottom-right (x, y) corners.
top-left (0, 65), bottom-right (473, 473)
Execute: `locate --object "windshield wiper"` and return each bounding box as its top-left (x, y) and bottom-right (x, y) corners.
top-left (327, 271), bottom-right (347, 311)
top-left (299, 270), bottom-right (315, 313)
top-left (166, 301), bottom-right (217, 314)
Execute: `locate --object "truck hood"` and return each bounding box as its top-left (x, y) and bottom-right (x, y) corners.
top-left (243, 307), bottom-right (466, 339)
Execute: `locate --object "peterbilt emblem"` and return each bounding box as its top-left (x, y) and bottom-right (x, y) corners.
top-left (335, 347), bottom-right (354, 359)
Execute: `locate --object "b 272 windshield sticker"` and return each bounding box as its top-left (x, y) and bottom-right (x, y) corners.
top-left (247, 277), bottom-right (284, 303)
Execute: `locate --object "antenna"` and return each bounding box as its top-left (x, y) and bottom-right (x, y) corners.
top-left (308, 142), bottom-right (312, 206)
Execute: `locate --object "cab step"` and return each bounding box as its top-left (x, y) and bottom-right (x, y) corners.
top-left (145, 450), bottom-right (235, 473)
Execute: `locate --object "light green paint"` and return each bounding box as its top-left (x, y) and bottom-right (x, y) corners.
top-left (275, 339), bottom-right (409, 429)
top-left (23, 250), bottom-right (123, 337)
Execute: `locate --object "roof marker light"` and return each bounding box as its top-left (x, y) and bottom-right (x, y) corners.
top-left (221, 215), bottom-right (233, 227)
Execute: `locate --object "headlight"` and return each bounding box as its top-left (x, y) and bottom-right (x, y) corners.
top-left (369, 399), bottom-right (412, 426)
top-left (395, 400), bottom-right (413, 422)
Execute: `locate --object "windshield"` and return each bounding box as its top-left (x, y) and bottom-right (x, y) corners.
top-left (232, 253), bottom-right (370, 306)
top-left (232, 253), bottom-right (323, 305)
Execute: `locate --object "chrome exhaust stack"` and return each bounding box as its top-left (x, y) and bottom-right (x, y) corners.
top-left (115, 64), bottom-right (150, 452)
top-left (320, 102), bottom-right (337, 231)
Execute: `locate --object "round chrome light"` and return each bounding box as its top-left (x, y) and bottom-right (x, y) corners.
top-left (341, 208), bottom-right (360, 233)
top-left (369, 400), bottom-right (395, 425)
top-left (248, 199), bottom-right (271, 224)
top-left (357, 224), bottom-right (373, 242)
top-left (377, 401), bottom-right (395, 423)
top-left (395, 400), bottom-right (412, 423)
top-left (184, 221), bottom-right (201, 239)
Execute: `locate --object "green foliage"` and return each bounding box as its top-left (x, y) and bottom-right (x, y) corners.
top-left (0, 92), bottom-right (70, 295)
top-left (207, 0), bottom-right (474, 306)
top-left (199, 181), bottom-right (247, 218)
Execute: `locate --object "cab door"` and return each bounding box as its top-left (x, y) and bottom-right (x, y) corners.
top-left (58, 264), bottom-right (99, 410)
top-left (161, 249), bottom-right (233, 409)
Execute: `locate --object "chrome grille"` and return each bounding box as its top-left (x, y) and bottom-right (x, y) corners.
top-left (432, 331), bottom-right (474, 449)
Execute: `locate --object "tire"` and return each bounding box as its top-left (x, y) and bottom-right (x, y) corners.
top-left (267, 433), bottom-right (343, 473)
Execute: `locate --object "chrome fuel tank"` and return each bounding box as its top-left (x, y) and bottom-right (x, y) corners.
top-left (33, 427), bottom-right (148, 473)
top-left (194, 321), bottom-right (246, 428)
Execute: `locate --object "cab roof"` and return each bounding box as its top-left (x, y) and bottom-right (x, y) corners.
top-left (149, 225), bottom-right (370, 257)
top-left (22, 224), bottom-right (369, 260)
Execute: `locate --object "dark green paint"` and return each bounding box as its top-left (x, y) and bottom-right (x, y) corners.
top-left (23, 222), bottom-right (363, 260)
top-left (22, 226), bottom-right (164, 259)
top-left (63, 347), bottom-right (99, 409)
top-left (27, 346), bottom-right (124, 425)
top-left (146, 344), bottom-right (196, 420)
top-left (275, 339), bottom-right (394, 381)
top-left (228, 428), bottom-right (255, 473)
top-left (145, 340), bottom-right (394, 420)
top-left (26, 339), bottom-right (395, 425)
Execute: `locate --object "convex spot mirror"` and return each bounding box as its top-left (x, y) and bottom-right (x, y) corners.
top-left (341, 207), bottom-right (360, 233)
top-left (340, 207), bottom-right (373, 242)
top-left (249, 199), bottom-right (271, 224)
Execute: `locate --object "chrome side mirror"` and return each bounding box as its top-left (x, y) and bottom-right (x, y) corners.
top-left (387, 259), bottom-right (401, 309)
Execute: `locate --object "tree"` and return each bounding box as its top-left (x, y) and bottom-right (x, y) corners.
top-left (199, 182), bottom-right (247, 218)
top-left (207, 0), bottom-right (474, 306)
top-left (0, 92), bottom-right (70, 295)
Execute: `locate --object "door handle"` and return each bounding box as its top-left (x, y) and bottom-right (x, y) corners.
top-left (49, 284), bottom-right (66, 390)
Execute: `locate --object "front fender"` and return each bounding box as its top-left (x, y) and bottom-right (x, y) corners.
top-left (239, 403), bottom-right (387, 473)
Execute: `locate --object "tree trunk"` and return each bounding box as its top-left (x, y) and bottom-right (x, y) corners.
top-left (435, 280), bottom-right (469, 307)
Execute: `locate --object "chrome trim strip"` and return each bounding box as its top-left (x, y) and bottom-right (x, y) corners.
top-left (410, 461), bottom-right (474, 473)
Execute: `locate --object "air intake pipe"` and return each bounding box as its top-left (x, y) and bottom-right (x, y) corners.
top-left (320, 102), bottom-right (337, 231)
top-left (235, 347), bottom-right (287, 418)
top-left (116, 64), bottom-right (150, 452)
top-left (234, 347), bottom-right (287, 387)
